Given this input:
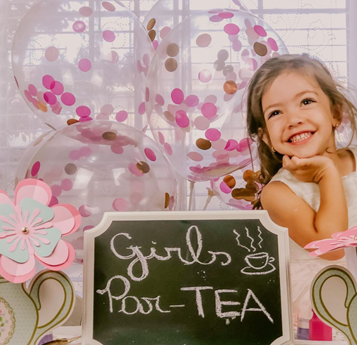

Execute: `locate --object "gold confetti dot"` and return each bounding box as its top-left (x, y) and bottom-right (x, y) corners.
top-left (164, 111), bottom-right (174, 121)
top-left (38, 102), bottom-right (48, 112)
top-left (67, 119), bottom-right (79, 126)
top-left (196, 138), bottom-right (212, 150)
top-left (223, 175), bottom-right (236, 189)
top-left (254, 42), bottom-right (268, 56)
top-left (65, 163), bottom-right (77, 175)
top-left (165, 58), bottom-right (178, 72)
top-left (102, 132), bottom-right (117, 140)
top-left (147, 18), bottom-right (156, 31)
top-left (167, 43), bottom-right (179, 57)
top-left (148, 30), bottom-right (156, 42)
top-left (165, 193), bottom-right (170, 209)
top-left (137, 161), bottom-right (150, 173)
top-left (224, 80), bottom-right (238, 95)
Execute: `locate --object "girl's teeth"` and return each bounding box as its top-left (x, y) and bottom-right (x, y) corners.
top-left (291, 132), bottom-right (312, 143)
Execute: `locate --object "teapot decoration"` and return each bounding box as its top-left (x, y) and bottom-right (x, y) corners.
top-left (0, 270), bottom-right (74, 345)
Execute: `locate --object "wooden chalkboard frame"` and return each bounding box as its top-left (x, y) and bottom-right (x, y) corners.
top-left (83, 210), bottom-right (293, 345)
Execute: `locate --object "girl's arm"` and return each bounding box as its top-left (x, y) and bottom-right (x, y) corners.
top-left (261, 157), bottom-right (348, 260)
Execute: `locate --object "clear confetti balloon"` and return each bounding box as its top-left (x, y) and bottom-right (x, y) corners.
top-left (143, 0), bottom-right (250, 50)
top-left (16, 121), bottom-right (177, 258)
top-left (12, 0), bottom-right (153, 131)
top-left (146, 10), bottom-right (288, 182)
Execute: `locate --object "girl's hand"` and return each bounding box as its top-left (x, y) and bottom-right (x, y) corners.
top-left (282, 155), bottom-right (337, 183)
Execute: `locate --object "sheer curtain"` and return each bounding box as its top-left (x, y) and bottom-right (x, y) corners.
top-left (1, 0), bottom-right (355, 209)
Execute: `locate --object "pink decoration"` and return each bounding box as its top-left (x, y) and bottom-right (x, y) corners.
top-left (158, 132), bottom-right (165, 145)
top-left (205, 128), bottom-right (221, 141)
top-left (225, 139), bottom-right (238, 151)
top-left (101, 104), bottom-right (114, 115)
top-left (305, 226), bottom-right (357, 257)
top-left (116, 110), bottom-right (128, 122)
top-left (155, 94), bottom-right (165, 106)
top-left (129, 163), bottom-right (144, 177)
top-left (50, 81), bottom-right (64, 95)
top-left (51, 184), bottom-right (62, 197)
top-left (164, 142), bottom-right (173, 156)
top-left (198, 70), bottom-right (212, 83)
top-left (194, 116), bottom-right (210, 130)
top-left (220, 181), bottom-right (232, 194)
top-left (254, 25), bottom-right (267, 37)
top-left (103, 30), bottom-right (115, 42)
top-left (138, 102), bottom-right (146, 115)
top-left (78, 58), bottom-right (92, 72)
top-left (175, 110), bottom-right (189, 128)
top-left (102, 1), bottom-right (116, 11)
top-left (0, 179), bottom-right (81, 283)
top-left (112, 198), bottom-right (129, 211)
top-left (219, 12), bottom-right (234, 19)
top-left (196, 34), bottom-right (212, 47)
top-left (268, 37), bottom-right (279, 51)
top-left (111, 144), bottom-right (124, 154)
top-left (73, 21), bottom-right (86, 33)
top-left (42, 75), bottom-right (55, 89)
top-left (171, 88), bottom-right (184, 104)
top-left (61, 179), bottom-right (73, 191)
top-left (44, 92), bottom-right (57, 105)
top-left (185, 95), bottom-right (199, 107)
top-left (224, 23), bottom-right (240, 35)
top-left (28, 84), bottom-right (37, 96)
top-left (45, 47), bottom-right (59, 62)
top-left (76, 105), bottom-right (91, 118)
top-left (160, 26), bottom-right (171, 39)
top-left (209, 15), bottom-right (224, 23)
top-left (188, 152), bottom-right (203, 162)
top-left (79, 6), bottom-right (93, 17)
top-left (31, 161), bottom-right (41, 176)
top-left (79, 204), bottom-right (92, 217)
top-left (144, 148), bottom-right (157, 161)
top-left (201, 102), bottom-right (217, 119)
top-left (61, 93), bottom-right (76, 106)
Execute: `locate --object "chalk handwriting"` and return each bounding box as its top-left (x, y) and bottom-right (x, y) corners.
top-left (110, 225), bottom-right (232, 281)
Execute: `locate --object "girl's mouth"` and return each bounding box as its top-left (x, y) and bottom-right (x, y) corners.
top-left (288, 131), bottom-right (314, 144)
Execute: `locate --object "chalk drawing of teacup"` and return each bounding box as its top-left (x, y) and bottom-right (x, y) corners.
top-left (245, 252), bottom-right (274, 270)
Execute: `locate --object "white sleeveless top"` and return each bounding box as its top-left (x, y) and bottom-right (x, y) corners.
top-left (270, 147), bottom-right (357, 320)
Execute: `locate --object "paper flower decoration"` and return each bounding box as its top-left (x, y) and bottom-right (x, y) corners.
top-left (0, 179), bottom-right (81, 283)
top-left (304, 226), bottom-right (357, 257)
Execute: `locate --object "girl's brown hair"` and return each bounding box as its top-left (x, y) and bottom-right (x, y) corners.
top-left (246, 54), bottom-right (357, 208)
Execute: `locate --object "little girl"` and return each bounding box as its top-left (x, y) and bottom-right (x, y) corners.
top-left (246, 54), bottom-right (357, 323)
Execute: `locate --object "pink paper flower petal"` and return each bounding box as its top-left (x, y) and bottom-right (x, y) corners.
top-left (15, 179), bottom-right (52, 206)
top-left (0, 191), bottom-right (14, 207)
top-left (36, 240), bottom-right (69, 266)
top-left (37, 242), bottom-right (75, 271)
top-left (51, 204), bottom-right (81, 236)
top-left (0, 255), bottom-right (36, 283)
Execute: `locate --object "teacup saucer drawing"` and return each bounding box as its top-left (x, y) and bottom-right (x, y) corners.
top-left (240, 263), bottom-right (276, 275)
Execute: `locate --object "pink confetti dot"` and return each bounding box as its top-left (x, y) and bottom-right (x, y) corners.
top-left (153, 40), bottom-right (159, 50)
top-left (194, 116), bottom-right (210, 130)
top-left (50, 81), bottom-right (64, 95)
top-left (102, 1), bottom-right (115, 11)
top-left (164, 142), bottom-right (173, 156)
top-left (129, 162), bottom-right (144, 177)
top-left (51, 185), bottom-right (62, 197)
top-left (28, 84), bottom-right (37, 96)
top-left (45, 46), bottom-right (59, 62)
top-left (145, 87), bottom-right (150, 102)
top-left (101, 104), bottom-right (114, 115)
top-left (111, 144), bottom-right (124, 154)
top-left (44, 92), bottom-right (57, 105)
top-left (160, 26), bottom-right (171, 39)
top-left (80, 146), bottom-right (92, 157)
top-left (24, 90), bottom-right (34, 102)
top-left (138, 102), bottom-right (146, 115)
top-left (175, 110), bottom-right (189, 128)
top-left (246, 27), bottom-right (259, 40)
top-left (224, 23), bottom-right (240, 35)
top-left (233, 40), bottom-right (242, 52)
top-left (73, 21), bottom-right (86, 33)
top-left (69, 150), bottom-right (81, 161)
top-left (116, 110), bottom-right (128, 122)
top-left (110, 51), bottom-right (119, 63)
top-left (79, 116), bottom-right (93, 123)
top-left (201, 102), bottom-right (217, 119)
top-left (196, 34), bottom-right (212, 47)
top-left (112, 198), bottom-right (129, 211)
top-left (205, 128), bottom-right (221, 141)
top-left (155, 94), bottom-right (165, 106)
top-left (76, 105), bottom-right (91, 117)
top-left (268, 37), bottom-right (279, 51)
top-left (198, 70), bottom-right (212, 83)
top-left (144, 148), bottom-right (156, 161)
top-left (61, 179), bottom-right (73, 191)
top-left (185, 95), bottom-right (199, 107)
top-left (254, 25), bottom-right (267, 37)
top-left (78, 58), bottom-right (92, 72)
top-left (103, 30), bottom-right (115, 42)
top-left (225, 139), bottom-right (238, 151)
top-left (61, 93), bottom-right (76, 106)
top-left (79, 6), bottom-right (93, 17)
top-left (83, 225), bottom-right (94, 231)
top-left (31, 161), bottom-right (41, 176)
top-left (237, 137), bottom-right (253, 152)
top-left (158, 132), bottom-right (165, 145)
top-left (187, 152), bottom-right (203, 162)
top-left (171, 88), bottom-right (184, 104)
top-left (79, 205), bottom-right (92, 217)
top-left (49, 196), bottom-right (59, 207)
top-left (220, 181), bottom-right (232, 194)
top-left (219, 11), bottom-right (234, 18)
top-left (42, 75), bottom-right (55, 89)
top-left (210, 15), bottom-right (224, 23)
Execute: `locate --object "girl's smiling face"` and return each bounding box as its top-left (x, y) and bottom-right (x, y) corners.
top-left (261, 71), bottom-right (340, 158)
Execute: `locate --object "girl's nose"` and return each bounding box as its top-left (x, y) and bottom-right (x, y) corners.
top-left (287, 113), bottom-right (303, 128)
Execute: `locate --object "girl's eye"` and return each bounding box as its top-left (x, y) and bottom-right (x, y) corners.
top-left (301, 98), bottom-right (315, 106)
top-left (268, 110), bottom-right (280, 119)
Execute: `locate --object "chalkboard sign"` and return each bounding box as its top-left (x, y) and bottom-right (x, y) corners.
top-left (83, 211), bottom-right (293, 345)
